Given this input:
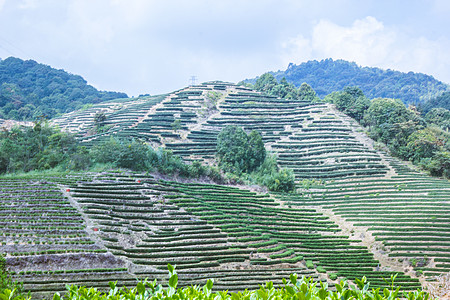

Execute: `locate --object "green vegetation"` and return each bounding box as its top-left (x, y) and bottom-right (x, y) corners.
top-left (422, 91), bottom-right (450, 112)
top-left (92, 137), bottom-right (223, 181)
top-left (321, 92), bottom-right (449, 179)
top-left (324, 87), bottom-right (370, 122)
top-left (244, 73), bottom-right (319, 101)
top-left (361, 98), bottom-right (449, 178)
top-left (0, 123), bottom-right (223, 182)
top-left (0, 57), bottom-right (127, 120)
top-left (216, 126), bottom-right (295, 192)
top-left (216, 126), bottom-right (266, 173)
top-left (425, 107), bottom-right (450, 130)
top-left (0, 264), bottom-right (433, 300)
top-left (0, 255), bottom-right (27, 300)
top-left (245, 73), bottom-right (449, 179)
top-left (246, 154), bottom-right (295, 192)
top-left (1, 81), bottom-right (448, 296)
top-left (0, 121), bottom-right (90, 173)
top-left (245, 58), bottom-right (450, 105)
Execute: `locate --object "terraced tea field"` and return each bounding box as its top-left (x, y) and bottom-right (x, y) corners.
top-left (1, 82), bottom-right (448, 297)
top-left (1, 172), bottom-right (427, 297)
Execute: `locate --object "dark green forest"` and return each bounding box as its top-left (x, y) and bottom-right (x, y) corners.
top-left (0, 57), bottom-right (127, 120)
top-left (243, 59), bottom-right (450, 106)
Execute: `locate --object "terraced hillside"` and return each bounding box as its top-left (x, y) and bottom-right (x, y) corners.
top-left (53, 82), bottom-right (389, 180)
top-left (1, 172), bottom-right (424, 298)
top-left (2, 81), bottom-right (446, 296)
top-left (51, 82), bottom-right (449, 280)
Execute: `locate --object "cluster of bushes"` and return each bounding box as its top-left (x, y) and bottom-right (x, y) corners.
top-left (0, 122), bottom-right (91, 173)
top-left (216, 126), bottom-right (266, 174)
top-left (0, 122), bottom-right (295, 191)
top-left (0, 123), bottom-right (223, 182)
top-left (92, 136), bottom-right (223, 182)
top-left (216, 126), bottom-right (295, 192)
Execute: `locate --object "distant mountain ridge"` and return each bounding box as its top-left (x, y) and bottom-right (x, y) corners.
top-left (244, 59), bottom-right (450, 105)
top-left (0, 56), bottom-right (127, 120)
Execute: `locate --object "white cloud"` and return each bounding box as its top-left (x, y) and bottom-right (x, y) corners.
top-left (0, 0), bottom-right (5, 10)
top-left (281, 16), bottom-right (450, 83)
top-left (281, 34), bottom-right (312, 67)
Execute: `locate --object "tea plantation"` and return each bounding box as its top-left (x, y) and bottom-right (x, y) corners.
top-left (1, 82), bottom-right (448, 298)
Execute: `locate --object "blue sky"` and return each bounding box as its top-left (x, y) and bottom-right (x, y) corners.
top-left (0, 0), bottom-right (449, 96)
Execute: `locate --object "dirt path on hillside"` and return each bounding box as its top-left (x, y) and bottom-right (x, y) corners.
top-left (59, 184), bottom-right (107, 249)
top-left (326, 104), bottom-right (398, 178)
top-left (269, 190), bottom-right (425, 285)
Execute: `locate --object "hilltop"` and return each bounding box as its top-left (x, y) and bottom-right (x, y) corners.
top-left (243, 59), bottom-right (450, 105)
top-left (0, 57), bottom-right (127, 120)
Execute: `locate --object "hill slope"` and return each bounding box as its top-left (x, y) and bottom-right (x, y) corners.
top-left (53, 82), bottom-right (449, 276)
top-left (243, 59), bottom-right (450, 105)
top-left (0, 57), bottom-right (127, 120)
top-left (2, 82), bottom-right (448, 297)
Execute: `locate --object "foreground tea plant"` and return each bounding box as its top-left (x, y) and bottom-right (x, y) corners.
top-left (0, 265), bottom-right (428, 300)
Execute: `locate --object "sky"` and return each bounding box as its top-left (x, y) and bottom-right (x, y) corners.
top-left (0, 0), bottom-right (449, 96)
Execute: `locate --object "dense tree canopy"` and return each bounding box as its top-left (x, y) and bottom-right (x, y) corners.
top-left (216, 126), bottom-right (266, 173)
top-left (324, 86), bottom-right (370, 121)
top-left (245, 73), bottom-right (319, 101)
top-left (362, 98), bottom-right (424, 154)
top-left (422, 91), bottom-right (450, 112)
top-left (425, 107), bottom-right (450, 130)
top-left (244, 58), bottom-right (450, 106)
top-left (0, 57), bottom-right (127, 120)
top-left (0, 122), bottom-right (90, 173)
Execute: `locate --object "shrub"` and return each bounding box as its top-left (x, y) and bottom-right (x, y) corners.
top-left (329, 273), bottom-right (338, 280)
top-left (316, 266), bottom-right (326, 273)
top-left (250, 154), bottom-right (295, 192)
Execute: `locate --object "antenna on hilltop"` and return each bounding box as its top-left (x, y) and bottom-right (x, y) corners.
top-left (189, 75), bottom-right (197, 86)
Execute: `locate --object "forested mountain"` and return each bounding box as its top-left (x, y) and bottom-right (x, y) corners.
top-left (0, 57), bottom-right (127, 120)
top-left (243, 59), bottom-right (450, 105)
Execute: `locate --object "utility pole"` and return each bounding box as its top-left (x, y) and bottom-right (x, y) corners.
top-left (189, 75), bottom-right (197, 86)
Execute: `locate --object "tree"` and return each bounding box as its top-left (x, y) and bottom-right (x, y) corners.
top-left (363, 98), bottom-right (425, 157)
top-left (406, 128), bottom-right (442, 163)
top-left (298, 83), bottom-right (318, 102)
top-left (216, 126), bottom-right (249, 173)
top-left (423, 91), bottom-right (450, 112)
top-left (425, 107), bottom-right (450, 130)
top-left (254, 73), bottom-right (277, 93)
top-left (171, 119), bottom-right (182, 132)
top-left (247, 130), bottom-right (266, 172)
top-left (425, 151), bottom-right (450, 178)
top-left (363, 98), bottom-right (419, 140)
top-left (327, 86), bottom-right (369, 121)
top-left (94, 111), bottom-right (107, 132)
top-left (216, 126), bottom-right (265, 174)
